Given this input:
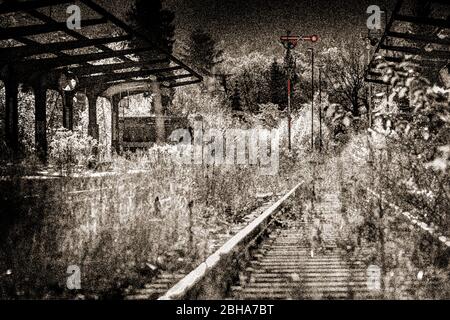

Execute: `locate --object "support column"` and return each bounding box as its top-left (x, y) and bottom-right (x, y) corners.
top-left (4, 79), bottom-right (19, 157)
top-left (62, 91), bottom-right (74, 130)
top-left (311, 49), bottom-right (315, 151)
top-left (111, 95), bottom-right (120, 154)
top-left (34, 84), bottom-right (47, 162)
top-left (152, 82), bottom-right (165, 145)
top-left (86, 91), bottom-right (99, 140)
top-left (368, 83), bottom-right (373, 128)
top-left (366, 43), bottom-right (373, 129)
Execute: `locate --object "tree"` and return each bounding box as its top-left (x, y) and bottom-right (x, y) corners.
top-left (323, 41), bottom-right (368, 119)
top-left (129, 0), bottom-right (175, 56)
top-left (182, 28), bottom-right (223, 75)
top-left (237, 68), bottom-right (264, 113)
top-left (221, 52), bottom-right (272, 114)
top-left (128, 0), bottom-right (175, 109)
top-left (269, 59), bottom-right (287, 109)
top-left (230, 85), bottom-right (242, 112)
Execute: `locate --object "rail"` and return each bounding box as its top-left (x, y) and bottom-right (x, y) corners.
top-left (158, 182), bottom-right (303, 300)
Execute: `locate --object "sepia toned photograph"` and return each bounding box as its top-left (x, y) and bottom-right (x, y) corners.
top-left (0, 0), bottom-right (449, 306)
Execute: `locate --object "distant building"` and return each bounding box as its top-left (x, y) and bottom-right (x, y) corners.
top-left (118, 116), bottom-right (190, 152)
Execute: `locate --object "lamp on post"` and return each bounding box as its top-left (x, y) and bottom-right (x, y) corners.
top-left (318, 64), bottom-right (325, 153)
top-left (58, 69), bottom-right (78, 92)
top-left (58, 69), bottom-right (78, 131)
top-left (280, 30), bottom-right (299, 152)
top-left (307, 47), bottom-right (315, 151)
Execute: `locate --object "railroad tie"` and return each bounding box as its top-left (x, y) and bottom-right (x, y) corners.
top-left (231, 219), bottom-right (374, 300)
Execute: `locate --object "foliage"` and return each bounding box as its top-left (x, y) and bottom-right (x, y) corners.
top-left (49, 129), bottom-right (98, 173)
top-left (253, 103), bottom-right (283, 128)
top-left (368, 55), bottom-right (450, 233)
top-left (374, 56), bottom-right (450, 173)
top-left (322, 40), bottom-right (369, 119)
top-left (221, 52), bottom-right (272, 113)
top-left (128, 0), bottom-right (175, 53)
top-left (327, 55), bottom-right (450, 294)
top-left (269, 59), bottom-right (287, 109)
top-left (181, 28), bottom-right (224, 75)
top-left (229, 85), bottom-right (243, 112)
top-left (128, 0), bottom-right (175, 108)
top-left (220, 51), bottom-right (306, 115)
top-left (319, 46), bottom-right (450, 299)
top-left (0, 142), bottom-right (295, 298)
top-left (17, 86), bottom-right (35, 155)
top-left (171, 83), bottom-right (230, 124)
top-left (0, 85), bottom-right (91, 162)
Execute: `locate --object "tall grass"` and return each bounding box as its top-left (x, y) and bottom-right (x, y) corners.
top-left (327, 133), bottom-right (450, 299)
top-left (0, 138), bottom-right (299, 299)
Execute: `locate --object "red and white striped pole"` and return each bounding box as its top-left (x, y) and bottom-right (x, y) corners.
top-left (287, 78), bottom-right (292, 151)
top-left (280, 33), bottom-right (319, 152)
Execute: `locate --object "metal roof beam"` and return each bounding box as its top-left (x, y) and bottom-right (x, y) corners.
top-left (15, 46), bottom-right (156, 73)
top-left (393, 13), bottom-right (450, 29)
top-left (0, 0), bottom-right (203, 88)
top-left (365, 77), bottom-right (389, 85)
top-left (166, 79), bottom-right (202, 88)
top-left (0, 0), bottom-right (72, 15)
top-left (158, 73), bottom-right (193, 82)
top-left (383, 55), bottom-right (448, 65)
top-left (380, 44), bottom-right (450, 59)
top-left (0, 17), bottom-right (108, 40)
top-left (0, 35), bottom-right (131, 62)
top-left (25, 8), bottom-right (134, 65)
top-left (79, 66), bottom-right (185, 85)
top-left (66, 58), bottom-right (169, 76)
top-left (365, 0), bottom-right (404, 77)
top-left (387, 30), bottom-right (450, 46)
top-left (79, 0), bottom-right (203, 83)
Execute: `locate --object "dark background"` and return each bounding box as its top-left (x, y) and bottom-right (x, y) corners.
top-left (101, 0), bottom-right (395, 56)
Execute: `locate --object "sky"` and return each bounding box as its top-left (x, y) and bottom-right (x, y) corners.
top-left (100, 0), bottom-right (395, 58)
top-left (163, 0), bottom-right (395, 57)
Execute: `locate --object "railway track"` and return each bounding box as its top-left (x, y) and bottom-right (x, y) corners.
top-left (126, 159), bottom-right (448, 300)
top-left (230, 231), bottom-right (369, 299)
top-left (152, 173), bottom-right (379, 300)
top-left (230, 192), bottom-right (374, 300)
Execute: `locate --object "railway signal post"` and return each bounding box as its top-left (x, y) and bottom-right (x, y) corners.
top-left (280, 31), bottom-right (298, 152)
top-left (280, 32), bottom-right (319, 152)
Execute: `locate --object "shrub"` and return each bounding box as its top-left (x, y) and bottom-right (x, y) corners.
top-left (49, 129), bottom-right (98, 173)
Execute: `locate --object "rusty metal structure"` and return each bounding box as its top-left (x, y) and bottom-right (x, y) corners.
top-left (0, 0), bottom-right (202, 161)
top-left (365, 0), bottom-right (449, 85)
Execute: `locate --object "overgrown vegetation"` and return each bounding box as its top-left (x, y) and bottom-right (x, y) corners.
top-left (1, 0), bottom-right (448, 300)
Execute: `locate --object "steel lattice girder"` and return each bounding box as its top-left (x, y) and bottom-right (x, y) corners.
top-left (365, 0), bottom-right (449, 84)
top-left (0, 0), bottom-right (202, 90)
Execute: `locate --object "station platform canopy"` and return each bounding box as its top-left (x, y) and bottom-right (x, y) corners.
top-left (365, 0), bottom-right (449, 85)
top-left (0, 0), bottom-right (203, 95)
